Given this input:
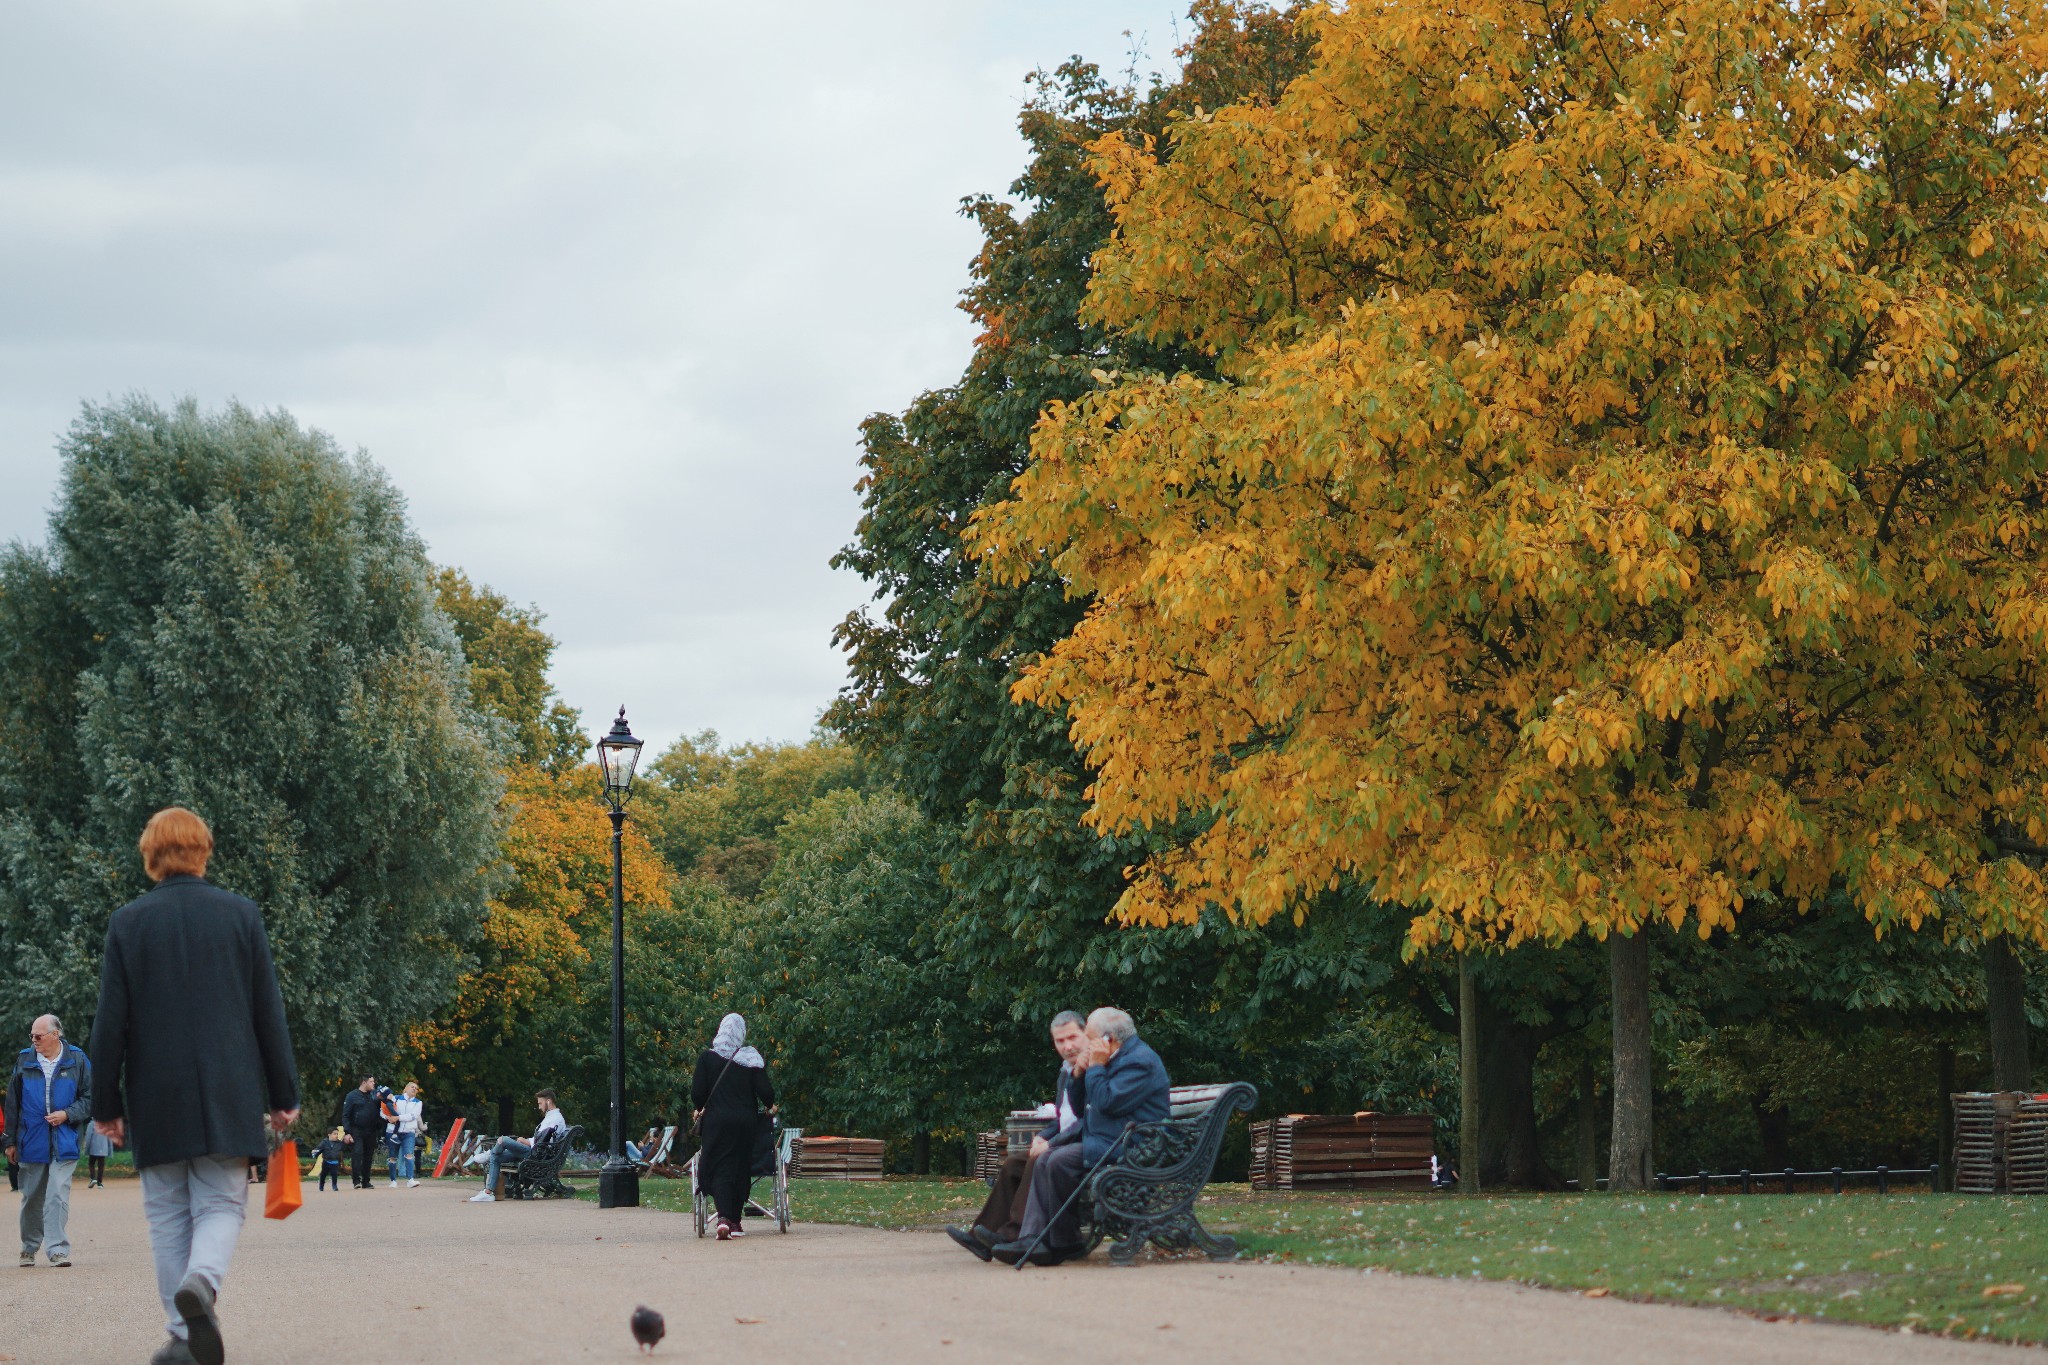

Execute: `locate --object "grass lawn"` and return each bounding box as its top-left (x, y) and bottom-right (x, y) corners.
top-left (605, 1176), bottom-right (2048, 1344)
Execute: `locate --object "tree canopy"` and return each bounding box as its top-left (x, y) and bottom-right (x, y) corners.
top-left (0, 397), bottom-right (504, 1084)
top-left (975, 0), bottom-right (2048, 954)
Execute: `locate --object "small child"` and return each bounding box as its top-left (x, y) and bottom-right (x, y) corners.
top-left (316, 1128), bottom-right (347, 1192)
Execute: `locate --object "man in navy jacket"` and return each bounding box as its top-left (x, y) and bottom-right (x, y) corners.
top-left (995, 1007), bottom-right (1169, 1265)
top-left (4, 1013), bottom-right (92, 1268)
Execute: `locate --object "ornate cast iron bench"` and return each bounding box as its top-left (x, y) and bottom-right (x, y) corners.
top-left (1080, 1082), bottom-right (1257, 1264)
top-left (503, 1125), bottom-right (583, 1200)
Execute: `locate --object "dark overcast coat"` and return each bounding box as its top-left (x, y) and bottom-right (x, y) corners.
top-left (89, 874), bottom-right (298, 1169)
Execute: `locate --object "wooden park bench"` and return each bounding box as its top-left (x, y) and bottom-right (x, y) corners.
top-left (502, 1125), bottom-right (583, 1200)
top-left (1077, 1081), bottom-right (1258, 1265)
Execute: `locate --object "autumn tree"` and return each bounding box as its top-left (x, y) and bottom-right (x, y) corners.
top-left (976, 0), bottom-right (2048, 1187)
top-left (399, 763), bottom-right (669, 1132)
top-left (830, 4), bottom-right (1428, 1118)
top-left (433, 568), bottom-right (586, 772)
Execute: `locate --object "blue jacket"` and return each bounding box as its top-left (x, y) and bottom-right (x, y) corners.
top-left (1077, 1036), bottom-right (1171, 1164)
top-left (5, 1044), bottom-right (93, 1165)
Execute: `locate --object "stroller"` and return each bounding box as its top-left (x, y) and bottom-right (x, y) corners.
top-left (690, 1117), bottom-right (800, 1236)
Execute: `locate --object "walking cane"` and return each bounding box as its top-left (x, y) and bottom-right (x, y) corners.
top-left (1013, 1122), bottom-right (1137, 1270)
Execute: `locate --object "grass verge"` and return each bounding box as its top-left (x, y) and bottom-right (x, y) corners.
top-left (599, 1176), bottom-right (2048, 1343)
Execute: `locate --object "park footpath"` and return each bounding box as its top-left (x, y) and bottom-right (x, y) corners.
top-left (3, 1180), bottom-right (2035, 1364)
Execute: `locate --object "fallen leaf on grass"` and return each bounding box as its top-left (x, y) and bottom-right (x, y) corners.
top-left (736, 1317), bottom-right (765, 1325)
top-left (1583, 1288), bottom-right (1610, 1299)
top-left (1983, 1284), bottom-right (2026, 1298)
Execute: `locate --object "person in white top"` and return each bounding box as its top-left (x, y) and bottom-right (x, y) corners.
top-left (468, 1090), bottom-right (567, 1203)
top-left (388, 1082), bottom-right (425, 1188)
top-left (947, 1011), bottom-right (1089, 1258)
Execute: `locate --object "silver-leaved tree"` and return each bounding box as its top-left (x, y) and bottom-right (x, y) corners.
top-left (0, 396), bottom-right (504, 1090)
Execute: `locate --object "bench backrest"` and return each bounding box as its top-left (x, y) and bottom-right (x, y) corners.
top-left (1168, 1084), bottom-right (1232, 1121)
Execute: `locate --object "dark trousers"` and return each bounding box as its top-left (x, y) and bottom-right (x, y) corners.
top-left (975, 1153), bottom-right (1036, 1243)
top-left (88, 1157), bottom-right (106, 1185)
top-left (699, 1113), bottom-right (754, 1226)
top-left (1018, 1142), bottom-right (1088, 1250)
top-left (349, 1127), bottom-right (380, 1187)
top-left (319, 1163), bottom-right (342, 1191)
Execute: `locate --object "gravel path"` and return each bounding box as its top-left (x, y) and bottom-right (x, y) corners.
top-left (2, 1177), bottom-right (2033, 1363)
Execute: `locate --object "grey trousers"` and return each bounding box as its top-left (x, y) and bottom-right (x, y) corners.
top-left (1016, 1141), bottom-right (1088, 1250)
top-left (19, 1158), bottom-right (75, 1260)
top-left (141, 1155), bottom-right (248, 1340)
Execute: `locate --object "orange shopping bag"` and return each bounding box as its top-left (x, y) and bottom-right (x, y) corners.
top-left (265, 1140), bottom-right (303, 1220)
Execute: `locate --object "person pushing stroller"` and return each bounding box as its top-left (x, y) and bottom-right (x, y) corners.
top-left (691, 1014), bottom-right (775, 1240)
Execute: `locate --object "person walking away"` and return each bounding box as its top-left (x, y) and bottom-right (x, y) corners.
top-left (315, 1130), bottom-right (346, 1192)
top-left (340, 1077), bottom-right (382, 1190)
top-left (691, 1013), bottom-right (775, 1240)
top-left (90, 807), bottom-right (300, 1365)
top-left (86, 1120), bottom-right (113, 1187)
top-left (390, 1082), bottom-right (424, 1187)
top-left (468, 1090), bottom-right (567, 1201)
top-left (4, 1013), bottom-right (92, 1267)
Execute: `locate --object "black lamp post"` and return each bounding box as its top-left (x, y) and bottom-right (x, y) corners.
top-left (595, 705), bottom-right (644, 1209)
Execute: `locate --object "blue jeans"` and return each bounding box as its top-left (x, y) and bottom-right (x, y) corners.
top-left (483, 1137), bottom-right (529, 1192)
top-left (392, 1132), bottom-right (417, 1181)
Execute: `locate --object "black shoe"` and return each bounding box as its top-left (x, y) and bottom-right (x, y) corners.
top-left (174, 1273), bottom-right (223, 1365)
top-left (991, 1239), bottom-right (1079, 1267)
top-left (971, 1224), bottom-right (999, 1249)
top-left (947, 1226), bottom-right (994, 1262)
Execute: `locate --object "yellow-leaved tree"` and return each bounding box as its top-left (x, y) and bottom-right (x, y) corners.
top-left (972, 0), bottom-right (2048, 1187)
top-left (402, 764), bottom-right (669, 1132)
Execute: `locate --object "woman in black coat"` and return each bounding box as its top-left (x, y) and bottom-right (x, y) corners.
top-left (691, 1013), bottom-right (775, 1239)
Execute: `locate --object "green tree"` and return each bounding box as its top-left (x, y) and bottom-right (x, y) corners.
top-left (642, 729), bottom-right (871, 899)
top-left (0, 396), bottom-right (503, 1088)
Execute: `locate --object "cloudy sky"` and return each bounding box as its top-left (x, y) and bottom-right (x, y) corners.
top-left (0, 0), bottom-right (1191, 756)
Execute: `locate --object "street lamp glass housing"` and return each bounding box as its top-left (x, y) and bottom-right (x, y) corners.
top-left (596, 707), bottom-right (643, 809)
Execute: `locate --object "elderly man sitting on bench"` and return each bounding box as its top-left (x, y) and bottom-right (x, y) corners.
top-left (993, 1007), bottom-right (1169, 1266)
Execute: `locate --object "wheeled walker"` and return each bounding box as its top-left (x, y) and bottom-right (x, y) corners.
top-left (692, 1118), bottom-right (800, 1235)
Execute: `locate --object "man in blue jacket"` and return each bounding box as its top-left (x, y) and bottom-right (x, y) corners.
top-left (3, 1013), bottom-right (92, 1268)
top-left (996, 1006), bottom-right (1169, 1265)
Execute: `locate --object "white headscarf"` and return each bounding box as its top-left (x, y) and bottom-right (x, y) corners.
top-left (710, 1012), bottom-right (764, 1069)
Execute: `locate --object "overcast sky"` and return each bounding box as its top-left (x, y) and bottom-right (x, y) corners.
top-left (0, 0), bottom-right (1190, 757)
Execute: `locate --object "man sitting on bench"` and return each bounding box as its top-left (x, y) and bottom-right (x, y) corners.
top-left (994, 1007), bottom-right (1169, 1266)
top-left (468, 1089), bottom-right (567, 1204)
top-left (948, 1009), bottom-right (1089, 1260)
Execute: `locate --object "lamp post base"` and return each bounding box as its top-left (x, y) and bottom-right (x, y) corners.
top-left (598, 1161), bottom-right (640, 1209)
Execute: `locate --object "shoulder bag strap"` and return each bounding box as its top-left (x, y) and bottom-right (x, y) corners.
top-left (691, 1055), bottom-right (738, 1136)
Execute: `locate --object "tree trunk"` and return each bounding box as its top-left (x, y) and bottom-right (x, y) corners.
top-left (1478, 1012), bottom-right (1561, 1189)
top-left (1576, 1060), bottom-right (1600, 1192)
top-left (911, 1129), bottom-right (932, 1176)
top-left (1459, 954), bottom-right (1481, 1194)
top-left (1608, 932), bottom-right (1654, 1191)
top-left (1751, 1094), bottom-right (1792, 1171)
top-left (1936, 1043), bottom-right (1956, 1193)
top-left (1985, 935), bottom-right (2032, 1091)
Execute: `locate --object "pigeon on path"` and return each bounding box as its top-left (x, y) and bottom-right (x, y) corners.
top-left (631, 1305), bottom-right (666, 1353)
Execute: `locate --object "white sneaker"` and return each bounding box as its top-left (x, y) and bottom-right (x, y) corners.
top-left (468, 1190), bottom-right (496, 1203)
top-left (408, 1179), bottom-right (420, 1188)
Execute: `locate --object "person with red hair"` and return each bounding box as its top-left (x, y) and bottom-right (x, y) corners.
top-left (91, 807), bottom-right (300, 1365)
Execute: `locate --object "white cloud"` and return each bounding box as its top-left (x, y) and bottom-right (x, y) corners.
top-left (0, 0), bottom-right (1189, 754)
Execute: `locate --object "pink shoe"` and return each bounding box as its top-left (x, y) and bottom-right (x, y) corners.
top-left (715, 1219), bottom-right (732, 1241)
